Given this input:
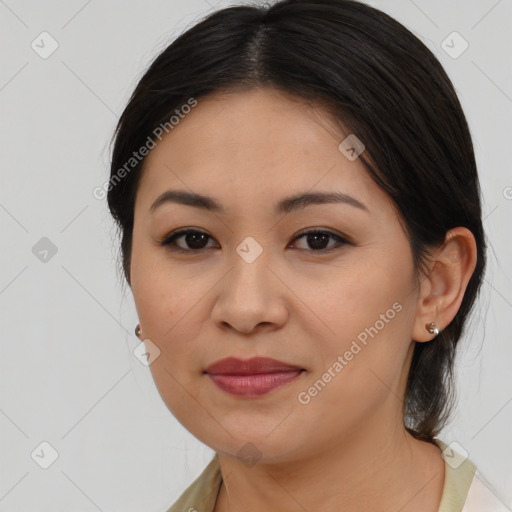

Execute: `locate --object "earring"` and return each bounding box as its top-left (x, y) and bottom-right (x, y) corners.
top-left (425, 322), bottom-right (440, 337)
top-left (135, 324), bottom-right (141, 338)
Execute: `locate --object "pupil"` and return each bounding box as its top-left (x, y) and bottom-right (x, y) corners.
top-left (187, 233), bottom-right (207, 249)
top-left (308, 233), bottom-right (328, 250)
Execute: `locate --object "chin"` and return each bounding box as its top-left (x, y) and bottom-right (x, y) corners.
top-left (198, 429), bottom-right (306, 465)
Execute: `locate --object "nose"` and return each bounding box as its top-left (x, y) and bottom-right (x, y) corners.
top-left (211, 254), bottom-right (289, 335)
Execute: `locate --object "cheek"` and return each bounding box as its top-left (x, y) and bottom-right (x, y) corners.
top-left (130, 255), bottom-right (210, 374)
top-left (305, 257), bottom-right (409, 340)
top-left (131, 264), bottom-right (208, 422)
top-left (295, 306), bottom-right (414, 438)
top-left (131, 240), bottom-right (179, 327)
top-left (303, 259), bottom-right (415, 393)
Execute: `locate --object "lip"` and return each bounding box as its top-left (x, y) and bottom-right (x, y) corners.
top-left (204, 357), bottom-right (305, 397)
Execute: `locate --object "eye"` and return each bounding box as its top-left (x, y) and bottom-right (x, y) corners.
top-left (159, 227), bottom-right (349, 253)
top-left (290, 229), bottom-right (349, 252)
top-left (159, 228), bottom-right (217, 252)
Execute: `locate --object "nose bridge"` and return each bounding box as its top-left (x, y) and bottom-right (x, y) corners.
top-left (229, 236), bottom-right (271, 295)
top-left (235, 233), bottom-right (267, 267)
top-left (211, 236), bottom-right (287, 333)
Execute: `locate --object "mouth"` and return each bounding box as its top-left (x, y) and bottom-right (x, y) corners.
top-left (204, 357), bottom-right (306, 397)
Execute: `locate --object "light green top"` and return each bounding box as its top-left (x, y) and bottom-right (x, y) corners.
top-left (166, 438), bottom-right (476, 512)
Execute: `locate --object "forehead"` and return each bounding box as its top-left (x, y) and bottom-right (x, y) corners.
top-left (136, 87), bottom-right (392, 216)
top-left (148, 88), bottom-right (343, 155)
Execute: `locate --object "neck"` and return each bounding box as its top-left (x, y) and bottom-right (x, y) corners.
top-left (214, 423), bottom-right (445, 512)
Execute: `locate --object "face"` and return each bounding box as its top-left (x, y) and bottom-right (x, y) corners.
top-left (130, 87), bottom-right (421, 464)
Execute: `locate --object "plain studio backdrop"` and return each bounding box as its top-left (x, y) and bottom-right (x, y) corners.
top-left (1, 0), bottom-right (511, 510)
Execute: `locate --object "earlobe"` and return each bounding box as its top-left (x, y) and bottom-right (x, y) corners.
top-left (412, 227), bottom-right (477, 343)
top-left (425, 321), bottom-right (440, 337)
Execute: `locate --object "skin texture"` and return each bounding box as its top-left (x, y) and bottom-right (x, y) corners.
top-left (130, 87), bottom-right (477, 512)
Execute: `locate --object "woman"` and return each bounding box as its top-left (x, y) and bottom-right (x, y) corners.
top-left (106, 0), bottom-right (505, 510)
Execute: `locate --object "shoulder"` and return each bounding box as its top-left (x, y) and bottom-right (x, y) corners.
top-left (433, 438), bottom-right (510, 512)
top-left (165, 453), bottom-right (222, 512)
top-left (462, 469), bottom-right (511, 512)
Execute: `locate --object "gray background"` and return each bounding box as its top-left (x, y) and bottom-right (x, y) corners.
top-left (1, 0), bottom-right (511, 510)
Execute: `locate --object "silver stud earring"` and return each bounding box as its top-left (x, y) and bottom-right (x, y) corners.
top-left (425, 322), bottom-right (440, 337)
top-left (135, 324), bottom-right (141, 338)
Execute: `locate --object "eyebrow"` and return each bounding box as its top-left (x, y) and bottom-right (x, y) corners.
top-left (149, 189), bottom-right (369, 215)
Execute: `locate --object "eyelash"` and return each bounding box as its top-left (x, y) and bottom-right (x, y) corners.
top-left (158, 228), bottom-right (350, 254)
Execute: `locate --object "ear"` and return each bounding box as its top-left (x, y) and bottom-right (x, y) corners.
top-left (412, 227), bottom-right (478, 342)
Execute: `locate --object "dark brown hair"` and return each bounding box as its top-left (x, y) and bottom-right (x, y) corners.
top-left (107, 0), bottom-right (487, 442)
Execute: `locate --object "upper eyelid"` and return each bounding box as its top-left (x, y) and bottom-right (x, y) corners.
top-left (163, 227), bottom-right (344, 239)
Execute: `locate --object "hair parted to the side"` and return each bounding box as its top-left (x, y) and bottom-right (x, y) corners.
top-left (107, 0), bottom-right (487, 442)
